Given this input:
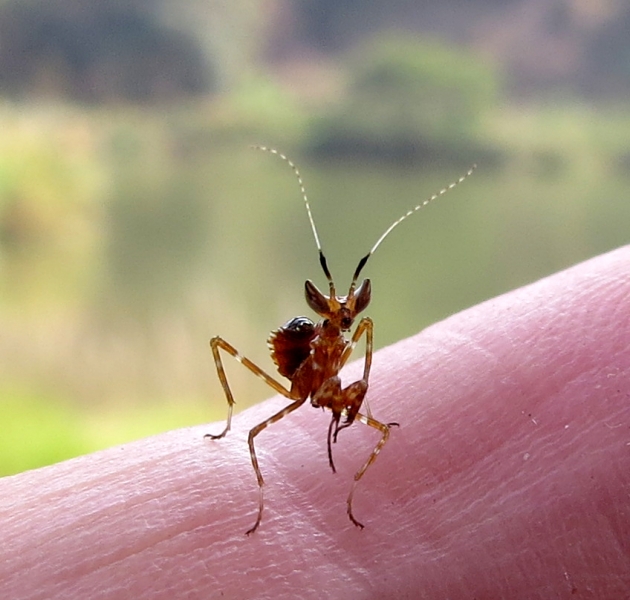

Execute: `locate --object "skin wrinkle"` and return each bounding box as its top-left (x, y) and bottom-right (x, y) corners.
top-left (440, 364), bottom-right (626, 535)
top-left (378, 255), bottom-right (628, 596)
top-left (4, 438), bottom-right (239, 593)
top-left (24, 479), bottom-right (197, 590)
top-left (210, 403), bottom-right (379, 590)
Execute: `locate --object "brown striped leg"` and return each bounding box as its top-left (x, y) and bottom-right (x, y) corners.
top-left (245, 397), bottom-right (308, 534)
top-left (346, 413), bottom-right (396, 529)
top-left (205, 336), bottom-right (294, 440)
top-left (206, 336), bottom-right (307, 534)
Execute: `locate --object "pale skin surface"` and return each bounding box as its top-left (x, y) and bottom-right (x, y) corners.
top-left (1, 247), bottom-right (629, 600)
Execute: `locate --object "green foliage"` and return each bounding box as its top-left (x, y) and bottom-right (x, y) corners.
top-left (0, 386), bottom-right (90, 476)
top-left (209, 76), bottom-right (309, 142)
top-left (310, 34), bottom-right (501, 165)
top-left (352, 35), bottom-right (497, 137)
top-left (0, 384), bottom-right (209, 476)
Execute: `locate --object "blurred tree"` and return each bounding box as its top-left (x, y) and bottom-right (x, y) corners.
top-left (0, 0), bottom-right (212, 103)
top-left (287, 0), bottom-right (630, 104)
top-left (581, 6), bottom-right (630, 99)
top-left (309, 34), bottom-right (501, 166)
top-left (293, 0), bottom-right (490, 52)
top-left (157, 0), bottom-right (280, 91)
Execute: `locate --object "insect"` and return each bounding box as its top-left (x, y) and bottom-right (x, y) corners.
top-left (206, 147), bottom-right (475, 534)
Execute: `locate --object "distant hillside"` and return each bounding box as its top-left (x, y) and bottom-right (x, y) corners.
top-left (274, 0), bottom-right (630, 100)
top-left (0, 0), bottom-right (211, 103)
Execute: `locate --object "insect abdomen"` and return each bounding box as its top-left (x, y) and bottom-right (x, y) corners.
top-left (268, 316), bottom-right (316, 379)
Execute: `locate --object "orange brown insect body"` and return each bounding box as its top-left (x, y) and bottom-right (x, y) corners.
top-left (206, 147), bottom-right (474, 534)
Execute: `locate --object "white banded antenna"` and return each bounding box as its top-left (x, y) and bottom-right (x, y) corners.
top-left (253, 145), bottom-right (476, 288)
top-left (252, 145), bottom-right (334, 284)
top-left (350, 164), bottom-right (476, 284)
top-left (369, 165), bottom-right (476, 258)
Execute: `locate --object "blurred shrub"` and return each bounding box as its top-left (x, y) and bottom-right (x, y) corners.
top-left (0, 0), bottom-right (211, 103)
top-left (310, 34), bottom-right (504, 167)
top-left (204, 76), bottom-right (308, 144)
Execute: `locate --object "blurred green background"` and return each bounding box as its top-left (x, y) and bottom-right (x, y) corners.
top-left (1, 0), bottom-right (630, 476)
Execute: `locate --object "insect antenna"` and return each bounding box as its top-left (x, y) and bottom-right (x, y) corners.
top-left (350, 164), bottom-right (477, 289)
top-left (253, 145), bottom-right (335, 292)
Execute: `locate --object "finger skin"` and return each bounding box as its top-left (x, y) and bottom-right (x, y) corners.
top-left (1, 247), bottom-right (629, 599)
